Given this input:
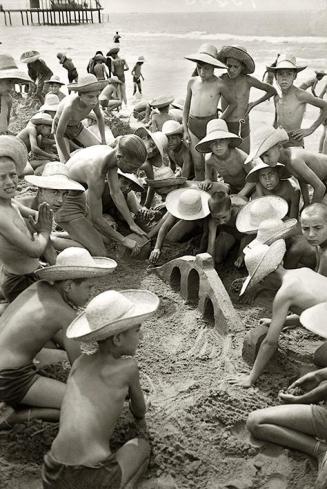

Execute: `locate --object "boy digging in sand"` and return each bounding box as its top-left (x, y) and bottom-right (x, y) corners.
top-left (42, 288), bottom-right (159, 489)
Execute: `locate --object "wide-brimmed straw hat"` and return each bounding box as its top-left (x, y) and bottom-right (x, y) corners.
top-left (171, 98), bottom-right (184, 110)
top-left (244, 126), bottom-right (289, 165)
top-left (195, 119), bottom-right (242, 153)
top-left (137, 56), bottom-right (145, 63)
top-left (117, 168), bottom-right (144, 191)
top-left (25, 162), bottom-right (85, 191)
top-left (185, 43), bottom-right (226, 69)
top-left (149, 95), bottom-right (174, 109)
top-left (0, 54), bottom-right (32, 84)
top-left (31, 112), bottom-right (53, 126)
top-left (0, 135), bottom-right (28, 176)
top-left (35, 247), bottom-right (117, 282)
top-left (300, 303), bottom-right (327, 339)
top-left (109, 76), bottom-right (122, 85)
top-left (166, 188), bottom-right (210, 221)
top-left (236, 196), bottom-right (288, 234)
top-left (44, 75), bottom-right (65, 86)
top-left (66, 289), bottom-right (160, 341)
top-left (107, 46), bottom-right (120, 56)
top-left (134, 127), bottom-right (168, 160)
top-left (246, 158), bottom-right (291, 183)
top-left (240, 239), bottom-right (286, 295)
top-left (67, 74), bottom-right (108, 93)
top-left (267, 54), bottom-right (306, 73)
top-left (20, 50), bottom-right (41, 64)
top-left (162, 120), bottom-right (183, 137)
top-left (40, 93), bottom-right (60, 112)
top-left (217, 45), bottom-right (255, 74)
top-left (245, 217), bottom-right (298, 249)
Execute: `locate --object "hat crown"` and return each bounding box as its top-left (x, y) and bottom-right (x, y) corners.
top-left (20, 50), bottom-right (40, 61)
top-left (42, 162), bottom-right (69, 178)
top-left (49, 75), bottom-right (62, 84)
top-left (85, 291), bottom-right (134, 332)
top-left (257, 217), bottom-right (285, 242)
top-left (249, 200), bottom-right (276, 226)
top-left (198, 43), bottom-right (218, 58)
top-left (206, 118), bottom-right (228, 135)
top-left (276, 54), bottom-right (297, 67)
top-left (31, 112), bottom-right (53, 123)
top-left (151, 132), bottom-right (168, 152)
top-left (43, 93), bottom-right (60, 106)
top-left (162, 120), bottom-right (182, 135)
top-left (177, 189), bottom-right (203, 217)
top-left (0, 55), bottom-right (18, 71)
top-left (244, 242), bottom-right (269, 276)
top-left (78, 74), bottom-right (98, 86)
top-left (56, 247), bottom-right (97, 268)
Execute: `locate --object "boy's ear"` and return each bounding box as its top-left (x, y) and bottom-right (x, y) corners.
top-left (112, 333), bottom-right (122, 346)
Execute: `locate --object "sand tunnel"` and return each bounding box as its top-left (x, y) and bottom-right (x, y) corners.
top-left (187, 269), bottom-right (200, 304)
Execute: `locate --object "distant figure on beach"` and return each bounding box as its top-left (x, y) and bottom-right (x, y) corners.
top-left (20, 50), bottom-right (53, 104)
top-left (113, 31), bottom-right (121, 43)
top-left (299, 70), bottom-right (327, 97)
top-left (132, 56), bottom-right (145, 96)
top-left (110, 47), bottom-right (129, 105)
top-left (262, 53), bottom-right (280, 85)
top-left (56, 52), bottom-right (78, 84)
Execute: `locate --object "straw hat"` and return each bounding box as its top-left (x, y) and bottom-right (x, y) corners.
top-left (162, 120), bottom-right (183, 137)
top-left (40, 93), bottom-right (60, 112)
top-left (20, 50), bottom-right (41, 64)
top-left (25, 162), bottom-right (85, 191)
top-left (0, 54), bottom-right (32, 84)
top-left (35, 247), bottom-right (117, 282)
top-left (185, 43), bottom-right (226, 69)
top-left (267, 54), bottom-right (306, 73)
top-left (244, 126), bottom-right (289, 165)
top-left (300, 303), bottom-right (327, 339)
top-left (195, 119), bottom-right (242, 153)
top-left (0, 135), bottom-right (28, 176)
top-left (117, 168), bottom-right (144, 191)
top-left (149, 95), bottom-right (174, 109)
top-left (44, 75), bottom-right (65, 86)
top-left (107, 47), bottom-right (120, 56)
top-left (109, 76), bottom-right (122, 84)
top-left (246, 158), bottom-right (291, 183)
top-left (67, 74), bottom-right (109, 93)
top-left (240, 239), bottom-right (286, 295)
top-left (137, 56), bottom-right (145, 63)
top-left (245, 217), bottom-right (298, 249)
top-left (66, 289), bottom-right (160, 341)
top-left (166, 188), bottom-right (210, 220)
top-left (171, 98), bottom-right (184, 110)
top-left (57, 52), bottom-right (66, 62)
top-left (31, 112), bottom-right (53, 126)
top-left (134, 127), bottom-right (168, 160)
top-left (236, 196), bottom-right (288, 234)
top-left (217, 46), bottom-right (255, 74)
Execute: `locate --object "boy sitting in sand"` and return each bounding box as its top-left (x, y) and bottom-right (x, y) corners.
top-left (149, 96), bottom-right (177, 132)
top-left (44, 75), bottom-right (66, 101)
top-left (268, 55), bottom-right (327, 148)
top-left (132, 56), bottom-right (145, 96)
top-left (183, 44), bottom-right (237, 180)
top-left (99, 76), bottom-right (122, 113)
top-left (0, 247), bottom-right (116, 428)
top-left (162, 120), bottom-right (194, 178)
top-left (53, 74), bottom-right (108, 163)
top-left (42, 288), bottom-right (159, 489)
top-left (20, 50), bottom-right (53, 104)
top-left (57, 52), bottom-right (78, 84)
top-left (196, 118), bottom-right (254, 198)
top-left (217, 45), bottom-right (277, 153)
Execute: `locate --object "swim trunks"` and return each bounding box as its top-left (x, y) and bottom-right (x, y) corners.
top-left (188, 114), bottom-right (217, 140)
top-left (55, 191), bottom-right (87, 224)
top-left (0, 363), bottom-right (39, 407)
top-left (311, 404), bottom-right (327, 441)
top-left (64, 122), bottom-right (84, 140)
top-left (226, 119), bottom-right (250, 139)
top-left (1, 269), bottom-right (37, 302)
top-left (42, 451), bottom-right (122, 489)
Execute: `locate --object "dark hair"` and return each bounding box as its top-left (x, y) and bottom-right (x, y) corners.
top-left (208, 192), bottom-right (231, 214)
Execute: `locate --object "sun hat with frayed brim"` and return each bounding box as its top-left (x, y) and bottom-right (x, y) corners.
top-left (185, 43), bottom-right (226, 69)
top-left (162, 120), bottom-right (184, 137)
top-left (244, 127), bottom-right (289, 165)
top-left (31, 113), bottom-right (53, 126)
top-left (134, 127), bottom-right (168, 160)
top-left (267, 54), bottom-right (306, 73)
top-left (195, 119), bottom-right (242, 153)
top-left (245, 217), bottom-right (298, 249)
top-left (0, 135), bottom-right (28, 176)
top-left (246, 158), bottom-right (291, 183)
top-left (20, 50), bottom-right (41, 64)
top-left (117, 168), bottom-right (144, 191)
top-left (240, 239), bottom-right (286, 295)
top-left (35, 247), bottom-right (117, 282)
top-left (68, 74), bottom-right (108, 93)
top-left (25, 162), bottom-right (85, 191)
top-left (0, 54), bottom-right (32, 84)
top-left (236, 195), bottom-right (288, 234)
top-left (149, 95), bottom-right (174, 109)
top-left (66, 289), bottom-right (160, 341)
top-left (166, 188), bottom-right (210, 221)
top-left (40, 93), bottom-right (60, 112)
top-left (217, 45), bottom-right (255, 74)
top-left (300, 303), bottom-right (327, 339)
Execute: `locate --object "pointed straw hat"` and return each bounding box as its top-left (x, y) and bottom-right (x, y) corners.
top-left (236, 196), bottom-right (289, 234)
top-left (300, 303), bottom-right (327, 338)
top-left (0, 54), bottom-right (32, 84)
top-left (244, 126), bottom-right (289, 165)
top-left (0, 135), bottom-right (28, 176)
top-left (246, 158), bottom-right (291, 182)
top-left (166, 188), bottom-right (210, 221)
top-left (185, 43), bottom-right (226, 69)
top-left (40, 93), bottom-right (60, 112)
top-left (25, 162), bottom-right (85, 191)
top-left (35, 247), bottom-right (117, 282)
top-left (66, 289), bottom-right (160, 341)
top-left (195, 119), bottom-right (242, 153)
top-left (67, 74), bottom-right (109, 93)
top-left (217, 45), bottom-right (255, 74)
top-left (267, 54), bottom-right (307, 73)
top-left (20, 50), bottom-right (41, 64)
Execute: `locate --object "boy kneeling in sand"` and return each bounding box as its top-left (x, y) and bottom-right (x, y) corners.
top-left (42, 288), bottom-right (159, 489)
top-left (17, 113), bottom-right (58, 166)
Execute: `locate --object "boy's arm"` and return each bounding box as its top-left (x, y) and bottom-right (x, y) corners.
top-left (150, 113), bottom-right (159, 132)
top-left (292, 157), bottom-right (326, 203)
top-left (319, 83), bottom-right (327, 99)
top-left (129, 362), bottom-right (147, 420)
top-left (288, 185), bottom-right (301, 219)
top-left (7, 96), bottom-right (12, 126)
top-left (237, 181), bottom-right (255, 198)
top-left (181, 148), bottom-right (193, 178)
top-left (204, 158), bottom-right (216, 181)
top-left (291, 90), bottom-right (327, 140)
top-left (55, 106), bottom-right (72, 163)
top-left (317, 250), bottom-right (327, 277)
top-left (151, 213), bottom-right (177, 258)
top-left (13, 200), bottom-right (38, 220)
top-left (273, 95), bottom-right (279, 128)
top-left (93, 103), bottom-right (106, 144)
top-left (123, 59), bottom-right (129, 71)
top-left (246, 76), bottom-right (277, 115)
top-left (183, 79), bottom-right (193, 142)
top-left (219, 83), bottom-right (238, 121)
top-left (207, 217), bottom-right (218, 258)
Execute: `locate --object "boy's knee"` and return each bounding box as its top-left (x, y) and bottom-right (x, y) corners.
top-left (314, 341), bottom-right (327, 367)
top-left (246, 410), bottom-right (263, 436)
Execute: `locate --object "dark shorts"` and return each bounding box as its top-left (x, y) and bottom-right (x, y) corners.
top-left (188, 113), bottom-right (217, 140)
top-left (1, 269), bottom-right (37, 302)
top-left (133, 76), bottom-right (141, 84)
top-left (0, 363), bottom-right (39, 407)
top-left (64, 122), bottom-right (84, 140)
top-left (42, 452), bottom-right (122, 489)
top-left (68, 69), bottom-right (78, 84)
top-left (55, 191), bottom-right (87, 224)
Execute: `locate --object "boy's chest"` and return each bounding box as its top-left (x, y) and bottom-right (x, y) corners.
top-left (225, 77), bottom-right (249, 98)
top-left (212, 156), bottom-right (243, 177)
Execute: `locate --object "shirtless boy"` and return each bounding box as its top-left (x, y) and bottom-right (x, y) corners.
top-left (57, 52), bottom-right (78, 84)
top-left (42, 288), bottom-right (159, 489)
top-left (162, 120), bottom-right (194, 178)
top-left (183, 43), bottom-right (237, 180)
top-left (53, 74), bottom-right (108, 163)
top-left (110, 47), bottom-right (129, 105)
top-left (269, 55), bottom-right (327, 148)
top-left (55, 138), bottom-right (147, 256)
top-left (149, 96), bottom-right (177, 132)
top-left (99, 76), bottom-right (122, 112)
top-left (44, 75), bottom-right (65, 101)
top-left (0, 247), bottom-right (116, 427)
top-left (132, 56), bottom-right (145, 95)
top-left (217, 45), bottom-right (277, 153)
top-left (20, 50), bottom-right (53, 104)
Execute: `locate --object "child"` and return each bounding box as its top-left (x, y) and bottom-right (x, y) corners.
top-left (110, 47), bottom-right (129, 105)
top-left (17, 113), bottom-right (58, 166)
top-left (195, 118), bottom-right (254, 197)
top-left (57, 52), bottom-right (78, 84)
top-left (0, 248), bottom-right (116, 427)
top-left (42, 288), bottom-right (159, 489)
top-left (113, 31), bottom-right (121, 43)
top-left (246, 158), bottom-right (300, 218)
top-left (217, 45), bottom-right (277, 153)
top-left (162, 120), bottom-right (194, 178)
top-left (99, 76), bottom-right (122, 112)
top-left (20, 50), bottom-right (53, 104)
top-left (299, 69), bottom-right (327, 97)
top-left (44, 74), bottom-right (66, 101)
top-left (40, 93), bottom-right (60, 117)
top-left (268, 54), bottom-right (327, 148)
top-left (132, 56), bottom-right (145, 95)
top-left (53, 74), bottom-right (108, 162)
top-left (93, 54), bottom-right (108, 81)
top-left (183, 43), bottom-right (236, 180)
top-left (149, 95), bottom-right (177, 132)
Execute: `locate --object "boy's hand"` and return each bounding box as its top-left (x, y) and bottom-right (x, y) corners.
top-left (123, 237), bottom-right (141, 256)
top-left (129, 222), bottom-right (148, 237)
top-left (227, 374), bottom-right (253, 388)
top-left (234, 255), bottom-right (244, 269)
top-left (278, 391), bottom-right (301, 403)
top-left (289, 128), bottom-right (312, 140)
top-left (37, 203), bottom-right (53, 234)
top-left (259, 317), bottom-right (271, 328)
top-left (288, 370), bottom-right (321, 393)
top-left (149, 248), bottom-right (161, 264)
top-left (183, 130), bottom-right (190, 146)
top-left (245, 102), bottom-right (256, 117)
top-left (199, 180), bottom-right (212, 192)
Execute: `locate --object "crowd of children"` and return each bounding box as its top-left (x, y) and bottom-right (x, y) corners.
top-left (2, 37), bottom-right (327, 488)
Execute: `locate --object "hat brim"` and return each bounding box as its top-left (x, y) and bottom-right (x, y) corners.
top-left (31, 117), bottom-right (53, 126)
top-left (107, 48), bottom-right (120, 56)
top-left (267, 63), bottom-right (306, 73)
top-left (66, 289), bottom-right (160, 341)
top-left (185, 53), bottom-right (226, 69)
top-left (236, 196), bottom-right (289, 234)
top-left (149, 97), bottom-right (174, 109)
top-left (246, 162), bottom-right (291, 183)
top-left (217, 46), bottom-right (255, 74)
top-left (247, 219), bottom-right (298, 247)
top-left (0, 70), bottom-right (32, 84)
top-left (24, 175), bottom-right (85, 192)
top-left (166, 188), bottom-right (210, 220)
top-left (163, 127), bottom-right (183, 136)
top-left (35, 257), bottom-right (117, 282)
top-left (300, 303), bottom-right (327, 339)
top-left (40, 103), bottom-right (59, 112)
top-left (195, 130), bottom-right (242, 153)
top-left (171, 101), bottom-right (184, 110)
top-left (244, 128), bottom-right (289, 165)
top-left (117, 169), bottom-right (144, 191)
top-left (240, 240), bottom-right (286, 295)
top-left (67, 80), bottom-right (109, 93)
top-left (21, 54), bottom-right (41, 63)
top-left (0, 135), bottom-right (28, 176)
top-left (44, 79), bottom-right (65, 86)
top-left (134, 127), bottom-right (166, 160)
top-left (147, 177), bottom-right (187, 189)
